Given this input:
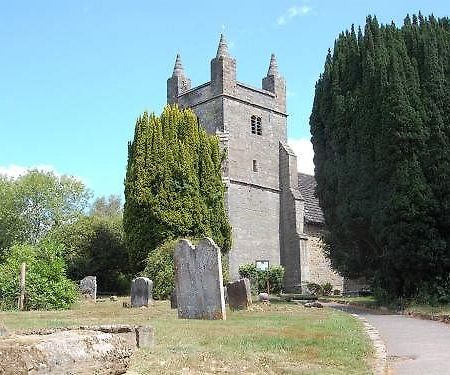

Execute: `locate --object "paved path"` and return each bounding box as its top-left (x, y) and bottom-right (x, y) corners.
top-left (325, 303), bottom-right (450, 374)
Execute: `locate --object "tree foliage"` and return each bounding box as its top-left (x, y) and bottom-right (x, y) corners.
top-left (0, 241), bottom-right (79, 310)
top-left (310, 14), bottom-right (450, 302)
top-left (0, 170), bottom-right (91, 251)
top-left (89, 194), bottom-right (123, 217)
top-left (143, 239), bottom-right (176, 300)
top-left (47, 212), bottom-right (130, 295)
top-left (238, 264), bottom-right (285, 295)
top-left (124, 105), bottom-right (232, 272)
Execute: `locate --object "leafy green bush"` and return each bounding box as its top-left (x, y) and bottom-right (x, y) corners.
top-left (306, 282), bottom-right (336, 296)
top-left (143, 240), bottom-right (176, 300)
top-left (0, 241), bottom-right (79, 310)
top-left (221, 254), bottom-right (230, 284)
top-left (238, 264), bottom-right (285, 295)
top-left (306, 282), bottom-right (323, 296)
top-left (266, 266), bottom-right (285, 295)
top-left (322, 282), bottom-right (333, 296)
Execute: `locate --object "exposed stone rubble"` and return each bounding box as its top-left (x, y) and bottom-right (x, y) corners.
top-left (0, 324), bottom-right (154, 375)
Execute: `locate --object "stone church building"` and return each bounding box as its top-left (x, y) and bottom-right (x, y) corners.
top-left (167, 35), bottom-right (343, 292)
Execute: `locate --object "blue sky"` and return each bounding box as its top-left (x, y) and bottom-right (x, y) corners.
top-left (1, 1), bottom-right (449, 200)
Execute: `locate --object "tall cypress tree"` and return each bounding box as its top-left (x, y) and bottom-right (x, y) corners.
top-left (311, 14), bottom-right (450, 302)
top-left (124, 105), bottom-right (231, 272)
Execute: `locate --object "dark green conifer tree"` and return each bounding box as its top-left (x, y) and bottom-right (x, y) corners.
top-left (311, 13), bottom-right (450, 302)
top-left (124, 105), bottom-right (231, 272)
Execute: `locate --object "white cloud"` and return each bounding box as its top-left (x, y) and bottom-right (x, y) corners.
top-left (0, 164), bottom-right (87, 185)
top-left (0, 164), bottom-right (57, 179)
top-left (288, 138), bottom-right (315, 175)
top-left (277, 5), bottom-right (311, 25)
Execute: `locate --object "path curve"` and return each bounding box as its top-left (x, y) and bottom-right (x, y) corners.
top-left (325, 302), bottom-right (450, 375)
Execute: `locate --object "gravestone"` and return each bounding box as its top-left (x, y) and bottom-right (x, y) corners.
top-left (174, 238), bottom-right (226, 320)
top-left (170, 288), bottom-right (177, 309)
top-left (130, 277), bottom-right (153, 307)
top-left (226, 278), bottom-right (252, 310)
top-left (135, 326), bottom-right (155, 348)
top-left (0, 324), bottom-right (9, 337)
top-left (258, 292), bottom-right (269, 302)
top-left (80, 276), bottom-right (97, 301)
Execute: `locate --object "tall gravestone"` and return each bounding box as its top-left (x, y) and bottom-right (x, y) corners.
top-left (174, 238), bottom-right (226, 320)
top-left (170, 288), bottom-right (177, 309)
top-left (130, 277), bottom-right (153, 307)
top-left (80, 276), bottom-right (97, 301)
top-left (226, 278), bottom-right (252, 310)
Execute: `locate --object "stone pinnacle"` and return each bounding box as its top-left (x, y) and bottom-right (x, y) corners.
top-left (216, 34), bottom-right (230, 58)
top-left (172, 54), bottom-right (185, 77)
top-left (267, 53), bottom-right (280, 77)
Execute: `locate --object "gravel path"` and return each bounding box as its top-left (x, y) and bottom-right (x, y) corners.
top-left (325, 302), bottom-right (450, 374)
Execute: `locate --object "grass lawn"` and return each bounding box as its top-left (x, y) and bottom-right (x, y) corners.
top-left (0, 299), bottom-right (374, 374)
top-left (323, 295), bottom-right (450, 317)
top-left (321, 296), bottom-right (379, 308)
top-left (404, 303), bottom-right (450, 316)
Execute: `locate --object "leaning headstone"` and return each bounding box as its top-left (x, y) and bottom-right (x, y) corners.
top-left (227, 278), bottom-right (252, 310)
top-left (130, 277), bottom-right (153, 307)
top-left (80, 276), bottom-right (97, 301)
top-left (174, 238), bottom-right (226, 320)
top-left (170, 288), bottom-right (177, 309)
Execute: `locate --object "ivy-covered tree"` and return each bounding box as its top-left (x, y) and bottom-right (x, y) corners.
top-left (124, 105), bottom-right (231, 272)
top-left (310, 13), bottom-right (450, 302)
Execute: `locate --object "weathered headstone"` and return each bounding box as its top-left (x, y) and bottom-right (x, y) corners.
top-left (80, 276), bottom-right (97, 301)
top-left (0, 324), bottom-right (9, 337)
top-left (135, 326), bottom-right (155, 348)
top-left (130, 277), bottom-right (153, 307)
top-left (170, 288), bottom-right (177, 309)
top-left (258, 292), bottom-right (269, 302)
top-left (226, 278), bottom-right (252, 310)
top-left (174, 238), bottom-right (226, 320)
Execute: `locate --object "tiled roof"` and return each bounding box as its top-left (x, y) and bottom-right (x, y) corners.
top-left (298, 173), bottom-right (325, 225)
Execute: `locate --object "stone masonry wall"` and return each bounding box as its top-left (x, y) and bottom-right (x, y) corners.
top-left (303, 224), bottom-right (344, 291)
top-left (224, 98), bottom-right (285, 190)
top-left (279, 142), bottom-right (305, 292)
top-left (227, 183), bottom-right (280, 279)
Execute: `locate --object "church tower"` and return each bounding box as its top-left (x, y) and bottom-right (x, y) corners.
top-left (167, 35), bottom-right (306, 291)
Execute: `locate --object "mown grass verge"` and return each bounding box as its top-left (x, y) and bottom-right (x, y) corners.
top-left (321, 296), bottom-right (450, 325)
top-left (0, 299), bottom-right (374, 374)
